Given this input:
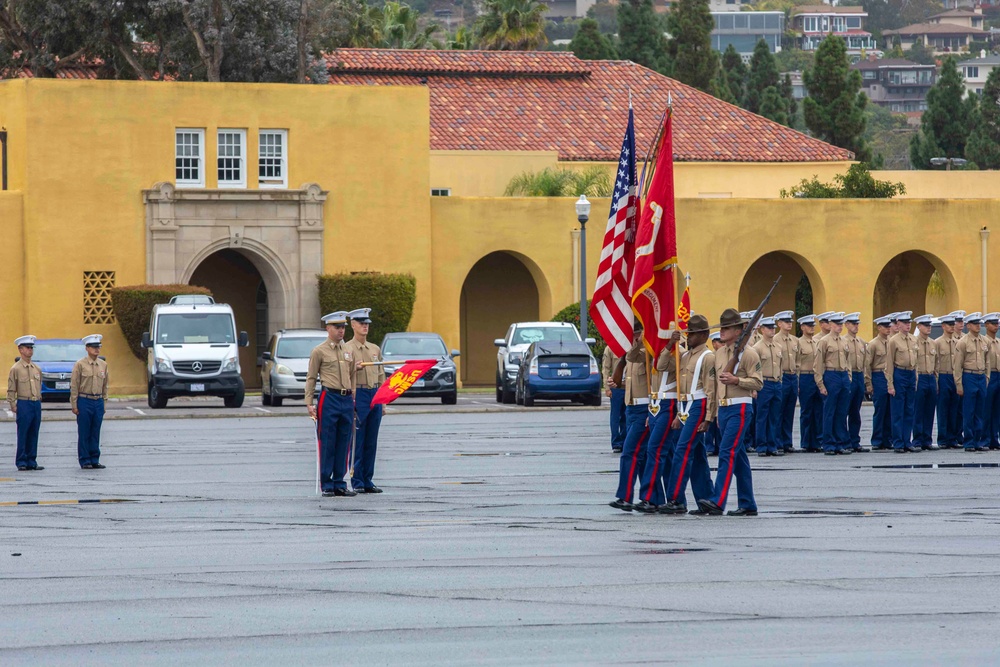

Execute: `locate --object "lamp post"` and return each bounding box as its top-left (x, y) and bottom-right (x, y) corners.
top-left (576, 195), bottom-right (591, 342)
top-left (930, 157), bottom-right (968, 171)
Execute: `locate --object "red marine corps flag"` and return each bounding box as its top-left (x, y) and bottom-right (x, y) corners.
top-left (676, 277), bottom-right (691, 330)
top-left (630, 107), bottom-right (679, 358)
top-left (371, 359), bottom-right (437, 408)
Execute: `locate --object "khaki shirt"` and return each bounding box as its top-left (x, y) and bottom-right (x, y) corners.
top-left (885, 332), bottom-right (918, 391)
top-left (954, 332), bottom-right (990, 390)
top-left (601, 346), bottom-right (623, 391)
top-left (936, 334), bottom-right (957, 374)
top-left (624, 339), bottom-right (651, 405)
top-left (70, 356), bottom-right (109, 410)
top-left (864, 335), bottom-right (890, 393)
top-left (797, 334), bottom-right (818, 378)
top-left (654, 343), bottom-right (680, 390)
top-left (989, 334), bottom-right (1000, 373)
top-left (814, 334), bottom-right (849, 392)
top-left (714, 344), bottom-right (763, 401)
top-left (678, 343), bottom-right (717, 423)
top-left (347, 338), bottom-right (385, 388)
top-left (844, 332), bottom-right (867, 373)
top-left (7, 360), bottom-right (42, 408)
top-left (774, 330), bottom-right (799, 374)
top-left (915, 333), bottom-right (937, 375)
top-left (753, 338), bottom-right (782, 380)
top-left (305, 339), bottom-right (356, 404)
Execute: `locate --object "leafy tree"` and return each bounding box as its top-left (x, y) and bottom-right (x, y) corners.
top-left (774, 48), bottom-right (814, 74)
top-left (910, 56), bottom-right (973, 169)
top-left (570, 18), bottom-right (616, 60)
top-left (617, 0), bottom-right (670, 73)
top-left (780, 163), bottom-right (906, 198)
top-left (803, 35), bottom-right (871, 163)
top-left (905, 40), bottom-right (936, 65)
top-left (864, 103), bottom-right (915, 169)
top-left (504, 166), bottom-right (613, 196)
top-left (666, 0), bottom-right (718, 93)
top-left (586, 0), bottom-right (618, 35)
top-left (746, 39), bottom-right (779, 114)
top-left (474, 0), bottom-right (548, 51)
top-left (366, 1), bottom-right (441, 49)
top-left (718, 44), bottom-right (747, 104)
top-left (966, 66), bottom-right (1000, 169)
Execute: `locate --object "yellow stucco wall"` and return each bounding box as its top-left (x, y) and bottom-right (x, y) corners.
top-left (0, 192), bottom-right (25, 353)
top-left (430, 150), bottom-right (559, 197)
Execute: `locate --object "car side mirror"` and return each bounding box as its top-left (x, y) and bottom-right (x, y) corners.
top-left (451, 349), bottom-right (460, 358)
top-left (585, 337), bottom-right (596, 345)
top-left (493, 339), bottom-right (505, 347)
top-left (262, 351), bottom-right (272, 361)
top-left (239, 331), bottom-right (250, 348)
top-left (141, 332), bottom-right (151, 349)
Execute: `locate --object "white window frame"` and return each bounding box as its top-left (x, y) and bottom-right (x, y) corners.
top-left (258, 129), bottom-right (288, 189)
top-left (175, 128), bottom-right (205, 188)
top-left (217, 129), bottom-right (247, 189)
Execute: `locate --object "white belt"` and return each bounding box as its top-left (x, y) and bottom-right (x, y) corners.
top-left (679, 391), bottom-right (707, 401)
top-left (654, 391), bottom-right (678, 400)
top-left (631, 398), bottom-right (650, 405)
top-left (719, 397), bottom-right (753, 407)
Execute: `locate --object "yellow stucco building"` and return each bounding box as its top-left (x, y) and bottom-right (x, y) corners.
top-left (2, 50), bottom-right (1000, 394)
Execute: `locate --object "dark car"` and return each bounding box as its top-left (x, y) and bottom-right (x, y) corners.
top-left (515, 340), bottom-right (601, 407)
top-left (380, 332), bottom-right (459, 404)
top-left (26, 339), bottom-right (88, 402)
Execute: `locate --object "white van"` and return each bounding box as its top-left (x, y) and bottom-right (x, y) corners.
top-left (141, 295), bottom-right (249, 409)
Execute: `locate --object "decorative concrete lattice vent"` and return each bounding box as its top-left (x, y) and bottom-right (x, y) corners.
top-left (83, 271), bottom-right (116, 325)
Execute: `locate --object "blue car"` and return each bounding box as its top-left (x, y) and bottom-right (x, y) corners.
top-left (515, 340), bottom-right (602, 407)
top-left (23, 338), bottom-right (88, 401)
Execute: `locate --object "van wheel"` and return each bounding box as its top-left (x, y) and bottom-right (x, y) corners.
top-left (523, 389), bottom-right (534, 407)
top-left (224, 380), bottom-right (245, 408)
top-left (271, 390), bottom-right (283, 407)
top-left (148, 384), bottom-right (168, 409)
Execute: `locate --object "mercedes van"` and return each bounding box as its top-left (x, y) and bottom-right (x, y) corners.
top-left (141, 295), bottom-right (249, 409)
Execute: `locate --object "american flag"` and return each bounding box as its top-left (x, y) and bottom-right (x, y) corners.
top-left (589, 106), bottom-right (638, 357)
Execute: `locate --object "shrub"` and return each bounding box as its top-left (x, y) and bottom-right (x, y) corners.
top-left (318, 272), bottom-right (417, 347)
top-left (551, 302), bottom-right (605, 361)
top-left (110, 284), bottom-right (213, 360)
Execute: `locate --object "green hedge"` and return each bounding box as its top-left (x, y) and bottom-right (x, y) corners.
top-left (318, 272), bottom-right (416, 347)
top-left (551, 302), bottom-right (605, 361)
top-left (110, 284), bottom-right (213, 360)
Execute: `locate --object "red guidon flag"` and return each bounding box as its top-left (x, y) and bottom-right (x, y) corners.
top-left (630, 109), bottom-right (678, 358)
top-left (677, 285), bottom-right (691, 330)
top-left (371, 359), bottom-right (437, 408)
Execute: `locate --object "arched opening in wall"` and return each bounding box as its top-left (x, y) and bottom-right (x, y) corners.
top-left (739, 251), bottom-right (822, 334)
top-left (874, 251), bottom-right (956, 321)
top-left (460, 252), bottom-right (540, 386)
top-left (189, 249), bottom-right (279, 390)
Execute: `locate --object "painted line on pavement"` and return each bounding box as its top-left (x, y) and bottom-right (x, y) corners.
top-left (127, 407), bottom-right (146, 416)
top-left (0, 498), bottom-right (136, 507)
top-left (255, 407), bottom-right (271, 413)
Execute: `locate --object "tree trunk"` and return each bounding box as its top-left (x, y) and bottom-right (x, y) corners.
top-left (296, 0), bottom-right (309, 84)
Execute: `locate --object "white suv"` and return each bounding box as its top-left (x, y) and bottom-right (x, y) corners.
top-left (494, 322), bottom-right (591, 404)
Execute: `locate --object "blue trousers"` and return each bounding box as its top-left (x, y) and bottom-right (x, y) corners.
top-left (989, 376), bottom-right (1000, 448)
top-left (962, 373), bottom-right (987, 449)
top-left (822, 371), bottom-right (850, 452)
top-left (638, 400), bottom-right (677, 506)
top-left (913, 374), bottom-right (938, 447)
top-left (891, 369), bottom-right (917, 450)
top-left (780, 373), bottom-right (798, 451)
top-left (609, 388), bottom-right (626, 451)
top-left (665, 399), bottom-right (713, 507)
top-left (937, 374), bottom-right (960, 446)
top-left (705, 421), bottom-right (720, 455)
top-left (709, 403), bottom-right (756, 512)
top-left (848, 372), bottom-right (865, 448)
top-left (616, 404), bottom-right (650, 502)
top-left (318, 390), bottom-right (353, 491)
top-left (15, 399), bottom-right (42, 469)
top-left (76, 397), bottom-right (105, 466)
top-left (798, 374), bottom-right (823, 451)
top-left (755, 380), bottom-right (781, 454)
top-left (351, 387), bottom-right (382, 490)
top-left (871, 373), bottom-right (892, 449)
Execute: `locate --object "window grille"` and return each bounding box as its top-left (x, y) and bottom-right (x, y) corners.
top-left (83, 271), bottom-right (116, 324)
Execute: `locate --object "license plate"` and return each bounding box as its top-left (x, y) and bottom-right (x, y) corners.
top-left (190, 383), bottom-right (205, 392)
top-left (557, 369), bottom-right (572, 377)
top-left (55, 382), bottom-right (70, 390)
top-left (412, 379), bottom-right (425, 387)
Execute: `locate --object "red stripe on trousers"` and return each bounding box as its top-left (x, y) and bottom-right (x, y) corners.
top-left (718, 404), bottom-right (746, 506)
top-left (671, 400), bottom-right (707, 501)
top-left (625, 427), bottom-right (649, 503)
top-left (644, 402), bottom-right (676, 502)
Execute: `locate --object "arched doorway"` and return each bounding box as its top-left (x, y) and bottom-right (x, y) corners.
top-left (460, 252), bottom-right (540, 385)
top-left (189, 249), bottom-right (273, 389)
top-left (740, 251), bottom-right (824, 333)
top-left (873, 251), bottom-right (956, 319)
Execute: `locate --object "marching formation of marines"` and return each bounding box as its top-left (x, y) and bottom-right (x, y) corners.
top-left (608, 307), bottom-right (1000, 515)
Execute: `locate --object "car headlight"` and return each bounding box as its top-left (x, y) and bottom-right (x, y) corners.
top-left (275, 364), bottom-right (293, 376)
top-left (508, 352), bottom-right (523, 365)
top-left (155, 357), bottom-right (172, 373)
top-left (222, 356), bottom-right (239, 373)
top-left (590, 357), bottom-right (600, 374)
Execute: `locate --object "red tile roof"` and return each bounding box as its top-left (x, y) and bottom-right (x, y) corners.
top-left (326, 49), bottom-right (854, 163)
top-left (9, 65), bottom-right (100, 79)
top-left (884, 22), bottom-right (986, 35)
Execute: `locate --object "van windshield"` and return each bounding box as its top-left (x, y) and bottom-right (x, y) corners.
top-left (276, 337), bottom-right (327, 359)
top-left (157, 313), bottom-right (235, 344)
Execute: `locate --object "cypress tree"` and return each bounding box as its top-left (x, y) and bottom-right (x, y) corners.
top-left (617, 0), bottom-right (670, 74)
top-left (966, 67), bottom-right (1000, 169)
top-left (711, 67), bottom-right (737, 104)
top-left (666, 0), bottom-right (719, 93)
top-left (759, 86), bottom-right (789, 126)
top-left (803, 34), bottom-right (870, 163)
top-left (569, 18), bottom-right (616, 60)
top-left (910, 57), bottom-right (972, 169)
top-left (746, 39), bottom-right (779, 114)
top-left (720, 44), bottom-right (747, 105)
top-left (781, 73), bottom-right (797, 121)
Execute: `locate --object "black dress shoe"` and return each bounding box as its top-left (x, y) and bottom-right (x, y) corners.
top-left (965, 448), bottom-right (979, 453)
top-left (91, 463), bottom-right (106, 469)
top-left (633, 500), bottom-right (660, 514)
top-left (612, 447), bottom-right (623, 453)
top-left (905, 447), bottom-right (919, 453)
top-left (321, 489), bottom-right (336, 497)
top-left (978, 446), bottom-right (990, 452)
top-left (17, 466), bottom-right (28, 471)
top-left (895, 448), bottom-right (907, 453)
top-left (855, 447), bottom-right (870, 453)
top-left (334, 488), bottom-right (358, 497)
top-left (688, 508), bottom-right (710, 515)
top-left (838, 449), bottom-right (852, 455)
top-left (658, 501), bottom-right (688, 515)
top-left (727, 508), bottom-right (758, 517)
top-left (609, 498), bottom-right (633, 511)
top-left (28, 466), bottom-right (44, 471)
top-left (773, 449), bottom-right (785, 457)
top-left (696, 499), bottom-right (724, 516)
top-left (364, 486), bottom-right (382, 493)
top-left (824, 451), bottom-right (838, 456)
top-left (81, 464), bottom-right (94, 469)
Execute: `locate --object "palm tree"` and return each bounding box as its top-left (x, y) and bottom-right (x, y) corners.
top-left (504, 166), bottom-right (612, 197)
top-left (368, 2), bottom-right (442, 49)
top-left (447, 26), bottom-right (476, 50)
top-left (474, 0), bottom-right (548, 51)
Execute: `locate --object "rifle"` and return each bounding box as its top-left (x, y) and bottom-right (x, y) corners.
top-left (723, 276), bottom-right (781, 375)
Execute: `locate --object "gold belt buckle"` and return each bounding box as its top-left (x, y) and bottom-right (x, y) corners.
top-left (678, 412), bottom-right (688, 423)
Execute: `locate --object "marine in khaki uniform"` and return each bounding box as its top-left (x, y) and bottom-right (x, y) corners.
top-left (912, 315), bottom-right (939, 450)
top-left (935, 313), bottom-right (961, 448)
top-left (886, 311), bottom-right (919, 452)
top-left (346, 308), bottom-right (386, 494)
top-left (954, 312), bottom-right (990, 451)
top-left (697, 308), bottom-right (762, 517)
top-left (982, 313), bottom-right (1000, 450)
top-left (843, 312), bottom-right (869, 452)
top-left (752, 317), bottom-right (783, 456)
top-left (865, 316), bottom-right (893, 450)
top-left (633, 331), bottom-right (682, 513)
top-left (306, 311), bottom-right (360, 497)
top-left (950, 310), bottom-right (968, 446)
top-left (814, 312), bottom-right (851, 455)
top-left (773, 311), bottom-right (799, 454)
top-left (610, 327), bottom-right (655, 510)
top-left (602, 346), bottom-right (626, 453)
top-left (70, 334), bottom-right (110, 469)
top-left (815, 312), bottom-right (835, 342)
top-left (8, 335), bottom-right (44, 471)
top-left (796, 314), bottom-right (823, 452)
